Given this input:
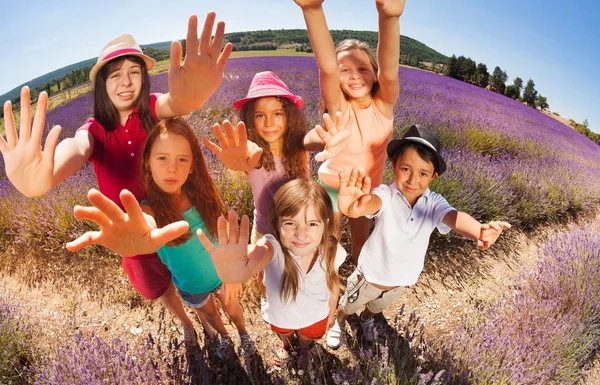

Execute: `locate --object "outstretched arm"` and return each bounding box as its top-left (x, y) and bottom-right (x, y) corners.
top-left (303, 111), bottom-right (353, 161)
top-left (0, 87), bottom-right (93, 198)
top-left (202, 120), bottom-right (263, 171)
top-left (338, 168), bottom-right (382, 217)
top-left (155, 12), bottom-right (233, 118)
top-left (294, 0), bottom-right (345, 115)
top-left (197, 210), bottom-right (273, 283)
top-left (442, 211), bottom-right (511, 250)
top-left (375, 0), bottom-right (404, 111)
top-left (66, 189), bottom-right (189, 255)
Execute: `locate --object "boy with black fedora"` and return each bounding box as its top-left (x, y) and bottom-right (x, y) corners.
top-left (326, 124), bottom-right (511, 348)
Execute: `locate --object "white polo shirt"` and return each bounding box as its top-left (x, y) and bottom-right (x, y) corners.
top-left (262, 234), bottom-right (347, 329)
top-left (358, 183), bottom-right (455, 287)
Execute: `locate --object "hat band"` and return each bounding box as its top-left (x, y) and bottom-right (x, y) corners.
top-left (102, 48), bottom-right (143, 61)
top-left (405, 137), bottom-right (439, 154)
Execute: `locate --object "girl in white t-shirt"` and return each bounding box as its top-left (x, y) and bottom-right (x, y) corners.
top-left (198, 179), bottom-right (346, 366)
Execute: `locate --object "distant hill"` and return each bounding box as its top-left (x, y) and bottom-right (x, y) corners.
top-left (0, 31), bottom-right (446, 102)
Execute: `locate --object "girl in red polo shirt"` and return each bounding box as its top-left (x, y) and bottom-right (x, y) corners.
top-left (0, 13), bottom-right (231, 347)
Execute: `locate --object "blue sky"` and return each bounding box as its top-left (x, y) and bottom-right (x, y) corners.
top-left (1, 0), bottom-right (598, 133)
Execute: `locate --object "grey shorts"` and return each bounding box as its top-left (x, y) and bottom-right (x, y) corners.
top-left (339, 269), bottom-right (404, 314)
top-left (177, 284), bottom-right (222, 308)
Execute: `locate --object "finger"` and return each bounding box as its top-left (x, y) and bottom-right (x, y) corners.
top-left (339, 170), bottom-right (348, 190)
top-left (169, 40), bottom-right (183, 73)
top-left (356, 194), bottom-right (372, 211)
top-left (1, 101), bottom-right (16, 151)
top-left (248, 147), bottom-right (263, 168)
top-left (217, 215), bottom-right (229, 246)
top-left (19, 86), bottom-right (32, 142)
top-left (240, 215), bottom-right (250, 243)
top-left (223, 120), bottom-right (238, 147)
top-left (186, 14), bottom-right (200, 55)
top-left (347, 168), bottom-right (359, 188)
top-left (151, 221), bottom-right (190, 246)
top-left (40, 125), bottom-right (62, 170)
top-left (120, 190), bottom-right (146, 222)
top-left (30, 91), bottom-right (48, 145)
top-left (66, 231), bottom-right (102, 252)
top-left (210, 20), bottom-right (226, 59)
top-left (314, 124), bottom-right (330, 143)
top-left (476, 239), bottom-right (485, 250)
top-left (86, 188), bottom-right (126, 223)
top-left (197, 228), bottom-right (217, 253)
top-left (228, 209), bottom-right (239, 242)
top-left (216, 43), bottom-right (233, 72)
top-left (236, 121), bottom-right (248, 146)
top-left (201, 136), bottom-right (222, 155)
top-left (322, 113), bottom-right (335, 134)
top-left (212, 123), bottom-right (229, 148)
top-left (362, 175), bottom-right (372, 194)
top-left (198, 12), bottom-right (216, 54)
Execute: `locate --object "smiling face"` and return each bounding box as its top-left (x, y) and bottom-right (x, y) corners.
top-left (392, 146), bottom-right (438, 207)
top-left (337, 49), bottom-right (376, 104)
top-left (105, 58), bottom-right (143, 122)
top-left (278, 204), bottom-right (325, 258)
top-left (148, 132), bottom-right (193, 195)
top-left (253, 97), bottom-right (288, 155)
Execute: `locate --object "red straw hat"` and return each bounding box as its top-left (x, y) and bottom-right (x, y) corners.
top-left (233, 71), bottom-right (304, 111)
top-left (89, 34), bottom-right (156, 82)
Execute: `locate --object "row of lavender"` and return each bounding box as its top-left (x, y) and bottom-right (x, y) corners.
top-left (3, 227), bottom-right (597, 384)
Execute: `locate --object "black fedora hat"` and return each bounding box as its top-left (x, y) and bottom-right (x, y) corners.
top-left (386, 124), bottom-right (447, 175)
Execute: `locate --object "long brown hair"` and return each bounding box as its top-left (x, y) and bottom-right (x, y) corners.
top-left (93, 55), bottom-right (154, 132)
top-left (239, 97), bottom-right (309, 179)
top-left (141, 118), bottom-right (224, 246)
top-left (268, 179), bottom-right (340, 304)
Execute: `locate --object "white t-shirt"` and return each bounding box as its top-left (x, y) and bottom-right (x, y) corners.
top-left (358, 183), bottom-right (455, 287)
top-left (262, 234), bottom-right (346, 329)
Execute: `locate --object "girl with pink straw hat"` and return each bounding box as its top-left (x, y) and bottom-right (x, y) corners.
top-left (0, 12), bottom-right (232, 348)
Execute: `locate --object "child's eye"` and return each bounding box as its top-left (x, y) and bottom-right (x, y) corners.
top-left (421, 172), bottom-right (430, 177)
top-left (341, 68), bottom-right (349, 73)
top-left (157, 156), bottom-right (167, 161)
top-left (309, 222), bottom-right (321, 227)
top-left (110, 73), bottom-right (119, 79)
top-left (282, 221), bottom-right (295, 227)
top-left (178, 157), bottom-right (189, 162)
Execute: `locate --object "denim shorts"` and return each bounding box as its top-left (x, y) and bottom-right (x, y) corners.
top-left (177, 284), bottom-right (222, 308)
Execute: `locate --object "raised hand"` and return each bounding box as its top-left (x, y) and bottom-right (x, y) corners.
top-left (66, 189), bottom-right (189, 256)
top-left (0, 87), bottom-right (62, 197)
top-left (477, 221), bottom-right (511, 250)
top-left (220, 282), bottom-right (243, 305)
top-left (198, 210), bottom-right (267, 283)
top-left (314, 111), bottom-right (353, 162)
top-left (375, 0), bottom-right (406, 18)
top-left (166, 13), bottom-right (233, 113)
top-left (293, 0), bottom-right (325, 9)
top-left (202, 120), bottom-right (263, 171)
top-left (338, 168), bottom-right (373, 217)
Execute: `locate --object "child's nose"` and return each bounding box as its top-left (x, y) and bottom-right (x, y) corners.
top-left (295, 226), bottom-right (308, 240)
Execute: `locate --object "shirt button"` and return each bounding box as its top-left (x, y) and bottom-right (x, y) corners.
top-left (410, 218), bottom-right (414, 221)
top-left (128, 141), bottom-right (132, 145)
top-left (130, 153), bottom-right (135, 157)
top-left (125, 129), bottom-right (129, 133)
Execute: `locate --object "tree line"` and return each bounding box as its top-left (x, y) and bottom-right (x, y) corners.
top-left (444, 55), bottom-right (549, 111)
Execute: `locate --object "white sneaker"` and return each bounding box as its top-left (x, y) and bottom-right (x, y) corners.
top-left (359, 313), bottom-right (375, 342)
top-left (326, 320), bottom-right (344, 349)
top-left (217, 335), bottom-right (234, 359)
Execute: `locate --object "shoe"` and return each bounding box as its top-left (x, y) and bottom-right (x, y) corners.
top-left (182, 324), bottom-right (198, 347)
top-left (359, 313), bottom-right (375, 342)
top-left (239, 333), bottom-right (257, 356)
top-left (326, 320), bottom-right (344, 349)
top-left (273, 346), bottom-right (293, 368)
top-left (217, 335), bottom-right (234, 359)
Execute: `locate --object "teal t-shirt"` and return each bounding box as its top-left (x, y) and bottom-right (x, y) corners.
top-left (157, 206), bottom-right (221, 294)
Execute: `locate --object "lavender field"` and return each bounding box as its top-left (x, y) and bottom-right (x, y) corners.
top-left (1, 56), bottom-right (600, 384)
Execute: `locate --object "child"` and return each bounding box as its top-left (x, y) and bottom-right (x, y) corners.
top-left (295, 0), bottom-right (405, 262)
top-left (139, 117), bottom-right (253, 358)
top-left (0, 13), bottom-right (232, 347)
top-left (197, 179), bottom-right (346, 366)
top-left (326, 124), bottom-right (511, 348)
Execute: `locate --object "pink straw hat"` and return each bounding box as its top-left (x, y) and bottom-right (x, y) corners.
top-left (89, 34), bottom-right (156, 82)
top-left (233, 71), bottom-right (304, 111)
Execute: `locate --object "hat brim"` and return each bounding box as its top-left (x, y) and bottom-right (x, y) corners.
top-left (89, 53), bottom-right (156, 82)
top-left (386, 138), bottom-right (447, 175)
top-left (233, 93), bottom-right (304, 111)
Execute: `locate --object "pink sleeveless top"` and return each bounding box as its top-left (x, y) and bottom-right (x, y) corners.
top-left (318, 102), bottom-right (393, 188)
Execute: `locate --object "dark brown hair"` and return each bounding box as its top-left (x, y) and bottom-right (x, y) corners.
top-left (93, 55), bottom-right (154, 132)
top-left (390, 142), bottom-right (440, 175)
top-left (239, 97), bottom-right (309, 179)
top-left (268, 179), bottom-right (340, 304)
top-left (141, 118), bottom-right (224, 246)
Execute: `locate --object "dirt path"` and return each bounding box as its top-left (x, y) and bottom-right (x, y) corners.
top-left (2, 211), bottom-right (599, 383)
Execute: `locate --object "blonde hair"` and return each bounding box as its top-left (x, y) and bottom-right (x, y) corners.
top-left (268, 179), bottom-right (340, 304)
top-left (141, 118), bottom-right (224, 246)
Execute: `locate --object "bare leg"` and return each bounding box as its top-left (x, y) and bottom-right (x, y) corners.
top-left (361, 307), bottom-right (376, 320)
top-left (277, 331), bottom-right (295, 350)
top-left (257, 270), bottom-right (266, 298)
top-left (195, 296), bottom-right (229, 337)
top-left (216, 292), bottom-right (248, 335)
top-left (348, 216), bottom-right (372, 264)
top-left (296, 333), bottom-right (315, 350)
top-left (157, 283), bottom-right (194, 327)
top-left (337, 308), bottom-right (350, 325)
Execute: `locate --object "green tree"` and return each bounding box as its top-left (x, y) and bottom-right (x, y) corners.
top-left (444, 55), bottom-right (460, 79)
top-left (536, 95), bottom-right (549, 110)
top-left (475, 63), bottom-right (489, 88)
top-left (491, 66), bottom-right (507, 94)
top-left (522, 79), bottom-right (538, 107)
